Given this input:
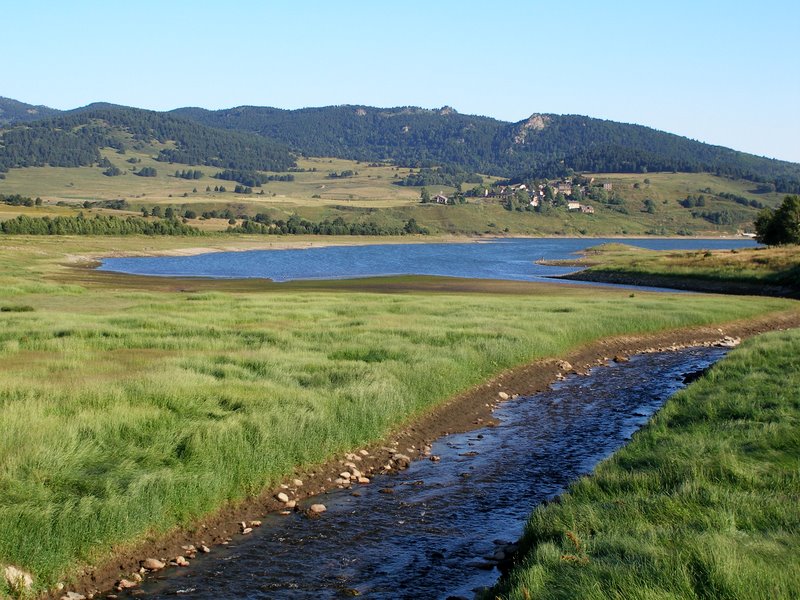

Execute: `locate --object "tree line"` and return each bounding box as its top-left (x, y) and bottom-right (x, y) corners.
top-left (0, 214), bottom-right (202, 235)
top-left (227, 214), bottom-right (427, 236)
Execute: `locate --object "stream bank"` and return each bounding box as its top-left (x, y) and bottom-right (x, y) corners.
top-left (49, 310), bottom-right (800, 600)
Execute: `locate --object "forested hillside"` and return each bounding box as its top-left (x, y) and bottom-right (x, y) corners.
top-left (172, 105), bottom-right (800, 192)
top-left (0, 107), bottom-right (295, 173)
top-left (2, 99), bottom-right (798, 193)
top-left (0, 97), bottom-right (61, 126)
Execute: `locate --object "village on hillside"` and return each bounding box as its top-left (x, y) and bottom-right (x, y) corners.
top-left (420, 176), bottom-right (618, 215)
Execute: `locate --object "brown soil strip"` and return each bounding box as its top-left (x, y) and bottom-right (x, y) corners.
top-left (43, 308), bottom-right (800, 599)
top-left (560, 269), bottom-right (799, 299)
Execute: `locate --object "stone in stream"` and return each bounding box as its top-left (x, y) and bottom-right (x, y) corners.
top-left (309, 503), bottom-right (327, 514)
top-left (115, 579), bottom-right (137, 591)
top-left (174, 556), bottom-right (190, 567)
top-left (613, 355), bottom-right (629, 363)
top-left (141, 558), bottom-right (165, 571)
top-left (60, 593), bottom-right (86, 600)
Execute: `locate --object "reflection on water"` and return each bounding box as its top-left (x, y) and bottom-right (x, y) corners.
top-left (114, 347), bottom-right (726, 600)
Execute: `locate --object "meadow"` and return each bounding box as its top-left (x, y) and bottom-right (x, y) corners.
top-left (0, 150), bottom-right (785, 236)
top-left (0, 234), bottom-right (796, 597)
top-left (493, 327), bottom-right (800, 599)
top-left (559, 243), bottom-right (800, 296)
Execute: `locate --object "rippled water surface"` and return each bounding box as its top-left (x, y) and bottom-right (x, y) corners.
top-left (98, 237), bottom-right (756, 283)
top-left (114, 347), bottom-right (727, 600)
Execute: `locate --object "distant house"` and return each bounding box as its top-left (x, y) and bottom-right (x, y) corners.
top-left (433, 193), bottom-right (449, 204)
top-left (530, 197), bottom-right (540, 208)
top-left (603, 182), bottom-right (613, 191)
top-left (580, 204), bottom-right (595, 214)
top-left (567, 200), bottom-right (581, 211)
top-left (556, 182), bottom-right (573, 196)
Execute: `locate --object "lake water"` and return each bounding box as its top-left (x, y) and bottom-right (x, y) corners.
top-left (97, 238), bottom-right (757, 283)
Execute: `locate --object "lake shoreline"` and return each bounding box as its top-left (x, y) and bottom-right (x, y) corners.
top-left (558, 268), bottom-right (799, 298)
top-left (59, 232), bottom-right (756, 264)
top-left (51, 309), bottom-right (800, 600)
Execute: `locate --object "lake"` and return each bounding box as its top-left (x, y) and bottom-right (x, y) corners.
top-left (97, 237), bottom-right (758, 283)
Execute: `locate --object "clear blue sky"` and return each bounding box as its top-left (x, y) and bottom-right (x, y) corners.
top-left (4, 0), bottom-right (799, 162)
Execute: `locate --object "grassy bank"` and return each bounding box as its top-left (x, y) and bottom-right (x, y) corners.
top-left (0, 154), bottom-right (785, 236)
top-left (493, 328), bottom-right (800, 599)
top-left (0, 235), bottom-right (797, 596)
top-left (558, 243), bottom-right (800, 297)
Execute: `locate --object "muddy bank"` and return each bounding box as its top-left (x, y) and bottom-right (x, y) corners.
top-left (559, 269), bottom-right (799, 299)
top-left (45, 310), bottom-right (800, 599)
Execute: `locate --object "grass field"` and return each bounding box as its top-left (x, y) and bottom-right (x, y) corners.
top-left (0, 150), bottom-right (785, 236)
top-left (492, 328), bottom-right (800, 599)
top-left (0, 235), bottom-right (796, 597)
top-left (560, 242), bottom-right (800, 295)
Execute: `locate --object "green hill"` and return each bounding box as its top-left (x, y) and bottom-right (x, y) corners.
top-left (0, 97), bottom-right (61, 126)
top-left (0, 107), bottom-right (295, 174)
top-left (171, 105), bottom-right (800, 193)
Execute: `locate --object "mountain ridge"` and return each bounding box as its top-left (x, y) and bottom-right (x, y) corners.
top-left (1, 97), bottom-right (798, 192)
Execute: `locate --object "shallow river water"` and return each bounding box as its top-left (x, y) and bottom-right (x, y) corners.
top-left (112, 346), bottom-right (727, 600)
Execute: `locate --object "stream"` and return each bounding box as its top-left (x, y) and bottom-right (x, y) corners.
top-left (112, 346), bottom-right (727, 599)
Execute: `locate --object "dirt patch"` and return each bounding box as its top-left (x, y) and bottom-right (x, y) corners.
top-left (560, 269), bottom-right (799, 299)
top-left (42, 310), bottom-right (800, 599)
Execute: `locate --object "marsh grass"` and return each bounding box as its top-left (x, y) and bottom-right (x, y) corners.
top-left (577, 243), bottom-right (800, 291)
top-left (0, 236), bottom-right (795, 596)
top-left (493, 329), bottom-right (800, 599)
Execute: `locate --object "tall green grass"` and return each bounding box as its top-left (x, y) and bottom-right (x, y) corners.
top-left (0, 237), bottom-right (796, 597)
top-left (493, 329), bottom-right (800, 599)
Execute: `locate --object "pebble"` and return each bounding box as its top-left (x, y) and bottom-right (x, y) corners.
top-left (142, 557), bottom-right (165, 571)
top-left (359, 449), bottom-right (369, 456)
top-left (242, 527), bottom-right (253, 535)
top-left (174, 556), bottom-right (190, 567)
top-left (557, 360), bottom-right (573, 371)
top-left (276, 492), bottom-right (290, 503)
top-left (116, 579), bottom-right (137, 590)
top-left (292, 478), bottom-right (303, 487)
top-left (285, 500), bottom-right (297, 509)
top-left (430, 455), bottom-right (441, 462)
top-left (339, 471), bottom-right (352, 479)
top-left (358, 477), bottom-right (370, 484)
top-left (309, 503), bottom-right (327, 514)
top-left (60, 593), bottom-right (86, 600)
top-left (250, 520), bottom-right (262, 528)
top-left (498, 391), bottom-right (509, 400)
top-left (200, 545), bottom-right (211, 553)
top-left (613, 355), bottom-right (629, 363)
top-left (4, 565), bottom-right (33, 591)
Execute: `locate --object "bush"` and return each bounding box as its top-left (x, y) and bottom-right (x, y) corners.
top-left (755, 195), bottom-right (800, 245)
